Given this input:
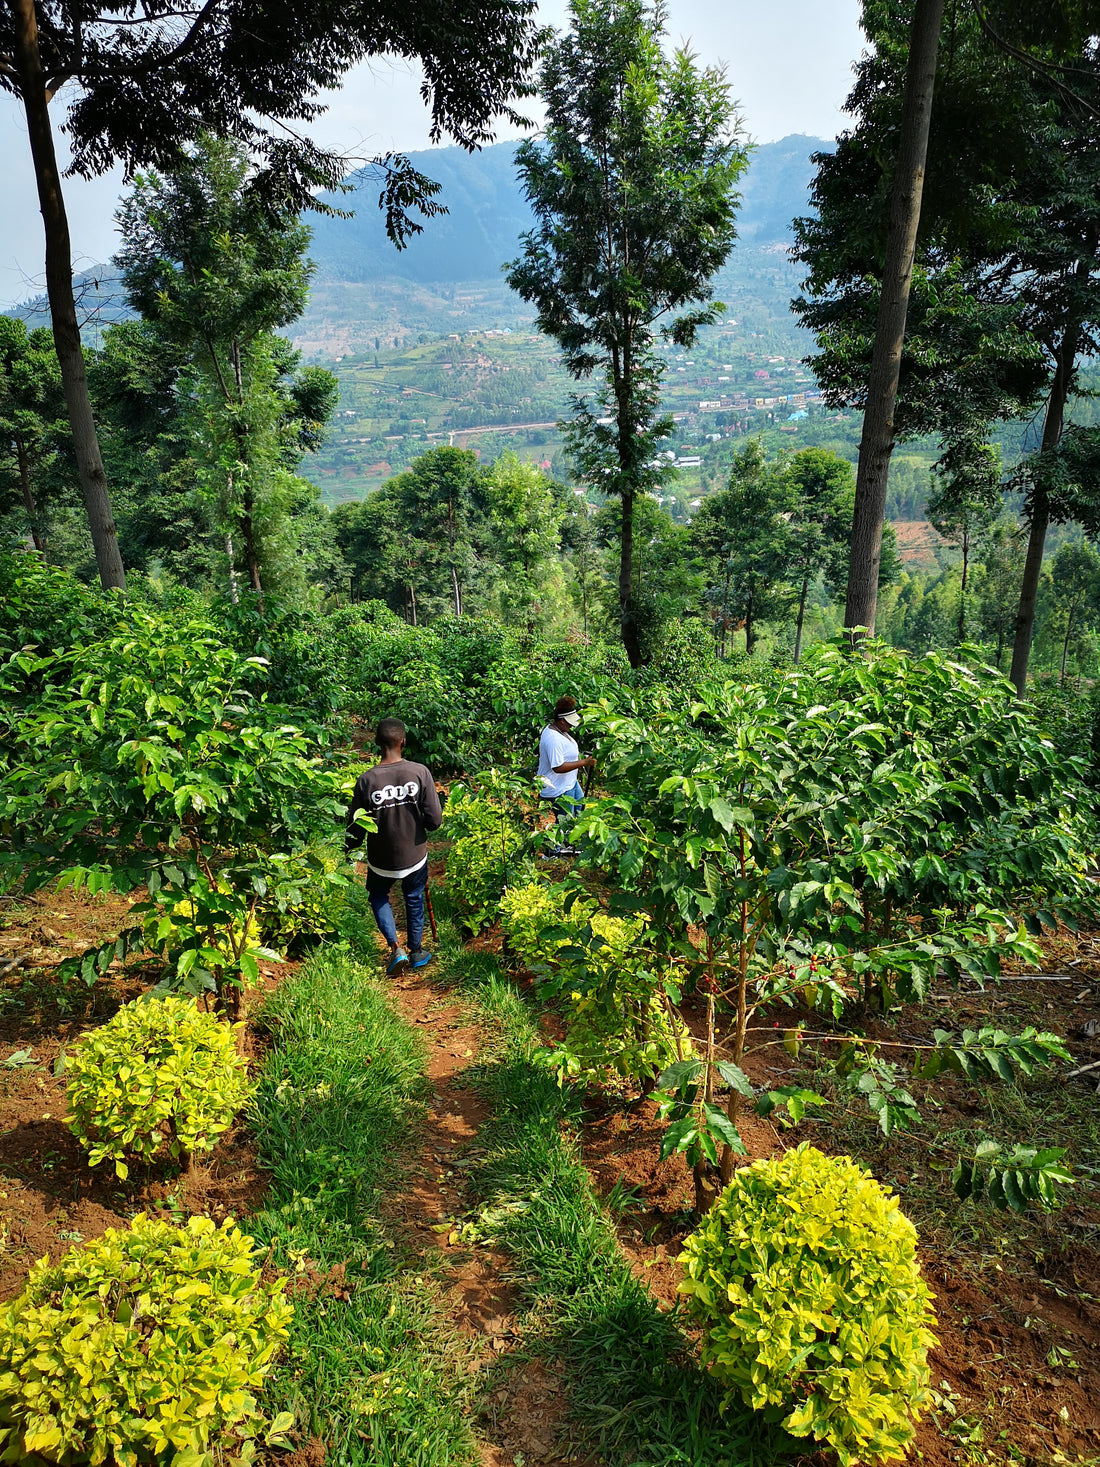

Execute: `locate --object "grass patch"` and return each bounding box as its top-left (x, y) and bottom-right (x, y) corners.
top-left (246, 945), bottom-right (480, 1466)
top-left (443, 938), bottom-right (792, 1467)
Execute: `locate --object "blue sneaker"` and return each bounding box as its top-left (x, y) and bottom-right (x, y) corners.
top-left (386, 947), bottom-right (408, 975)
top-left (409, 949), bottom-right (434, 970)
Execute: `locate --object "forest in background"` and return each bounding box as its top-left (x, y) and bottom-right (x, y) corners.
top-left (7, 111), bottom-right (1100, 685)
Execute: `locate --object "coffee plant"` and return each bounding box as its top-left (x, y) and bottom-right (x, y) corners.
top-left (0, 563), bottom-right (349, 1010)
top-left (500, 880), bottom-right (690, 1083)
top-left (567, 638), bottom-right (1091, 1208)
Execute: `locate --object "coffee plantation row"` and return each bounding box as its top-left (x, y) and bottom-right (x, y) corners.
top-left (0, 549), bottom-right (1096, 1464)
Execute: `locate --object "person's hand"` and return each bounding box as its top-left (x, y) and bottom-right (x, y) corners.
top-left (584, 756), bottom-right (597, 770)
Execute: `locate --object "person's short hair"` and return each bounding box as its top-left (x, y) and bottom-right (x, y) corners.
top-left (553, 695), bottom-right (576, 717)
top-left (376, 717), bottom-right (406, 751)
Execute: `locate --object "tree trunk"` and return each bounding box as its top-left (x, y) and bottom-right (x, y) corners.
top-left (240, 483), bottom-right (263, 601)
top-left (744, 589), bottom-right (755, 654)
top-left (619, 487), bottom-right (642, 667)
top-left (1060, 611), bottom-right (1074, 683)
top-left (844, 0), bottom-right (944, 635)
top-left (1009, 321), bottom-right (1080, 697)
top-left (721, 563), bottom-right (732, 658)
top-left (408, 581), bottom-right (418, 627)
top-left (225, 534), bottom-right (239, 604)
top-left (11, 0), bottom-right (126, 591)
top-left (16, 439), bottom-right (44, 552)
top-left (228, 339), bottom-right (263, 606)
top-left (793, 575), bottom-right (809, 664)
top-left (957, 528), bottom-right (969, 644)
top-left (451, 562), bottom-right (462, 618)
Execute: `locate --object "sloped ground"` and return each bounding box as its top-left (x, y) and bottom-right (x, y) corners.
top-left (1, 862), bottom-right (1098, 1465)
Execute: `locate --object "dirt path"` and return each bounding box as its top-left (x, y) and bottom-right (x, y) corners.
top-left (383, 964), bottom-right (582, 1467)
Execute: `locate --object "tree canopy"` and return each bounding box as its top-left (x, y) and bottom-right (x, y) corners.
top-left (507, 0), bottom-right (748, 666)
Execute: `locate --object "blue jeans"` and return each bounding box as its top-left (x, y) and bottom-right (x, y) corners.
top-left (367, 861), bottom-right (428, 951)
top-left (542, 779), bottom-right (584, 828)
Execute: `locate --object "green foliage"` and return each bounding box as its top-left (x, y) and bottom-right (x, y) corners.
top-left (117, 136), bottom-right (342, 601)
top-left (64, 995), bottom-right (251, 1178)
top-left (573, 636), bottom-right (1092, 1191)
top-left (691, 438), bottom-right (794, 655)
top-left (0, 1212), bottom-right (292, 1466)
top-left (442, 782), bottom-right (535, 931)
top-left (0, 318), bottom-right (72, 555)
top-left (507, 0), bottom-right (749, 663)
top-left (919, 1025), bottom-right (1071, 1083)
top-left (679, 1145), bottom-right (937, 1466)
top-left (952, 1140), bottom-right (1074, 1213)
top-left (0, 560), bottom-right (348, 999)
top-left (653, 1056), bottom-right (750, 1173)
top-left (580, 638), bottom-right (1093, 1001)
top-left (500, 880), bottom-right (690, 1083)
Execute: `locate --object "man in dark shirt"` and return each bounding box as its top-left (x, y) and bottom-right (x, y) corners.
top-left (345, 717), bottom-right (444, 974)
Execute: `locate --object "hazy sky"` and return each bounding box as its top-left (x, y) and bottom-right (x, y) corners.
top-left (0, 0), bottom-right (863, 307)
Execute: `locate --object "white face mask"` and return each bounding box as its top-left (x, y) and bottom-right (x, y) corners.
top-left (561, 710), bottom-right (581, 728)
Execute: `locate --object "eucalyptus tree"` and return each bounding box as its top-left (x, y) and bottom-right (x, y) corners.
top-left (839, 0), bottom-right (944, 637)
top-left (0, 0), bottom-right (541, 591)
top-left (974, 521), bottom-right (1028, 670)
top-left (783, 448), bottom-right (856, 663)
top-left (117, 137), bottom-right (338, 602)
top-left (480, 452), bottom-right (565, 627)
top-left (690, 439), bottom-right (793, 657)
top-left (926, 437), bottom-right (1002, 645)
top-left (1046, 540), bottom-right (1100, 682)
top-left (0, 317), bottom-right (71, 553)
top-left (334, 447), bottom-right (482, 620)
top-left (506, 0), bottom-right (748, 666)
top-left (795, 2), bottom-right (1100, 692)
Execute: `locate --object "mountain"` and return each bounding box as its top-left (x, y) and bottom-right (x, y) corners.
top-left (6, 135), bottom-right (833, 357)
top-left (308, 133), bottom-right (832, 288)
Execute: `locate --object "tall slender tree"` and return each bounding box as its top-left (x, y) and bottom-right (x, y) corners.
top-left (1046, 540), bottom-right (1100, 682)
top-left (782, 447), bottom-right (856, 663)
top-left (841, 0), bottom-right (944, 636)
top-left (0, 316), bottom-right (71, 554)
top-left (0, 0), bottom-right (541, 590)
top-left (118, 138), bottom-right (320, 602)
top-left (690, 439), bottom-right (792, 657)
top-left (507, 0), bottom-right (747, 666)
top-left (926, 437), bottom-right (1002, 644)
top-left (795, 2), bottom-right (1100, 691)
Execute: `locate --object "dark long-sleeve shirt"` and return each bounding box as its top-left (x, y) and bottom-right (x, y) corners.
top-left (345, 758), bottom-right (443, 876)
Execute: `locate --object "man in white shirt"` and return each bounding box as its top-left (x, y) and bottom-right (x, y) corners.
top-left (536, 695), bottom-right (595, 855)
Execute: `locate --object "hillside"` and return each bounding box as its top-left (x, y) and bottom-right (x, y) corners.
top-left (291, 134), bottom-right (831, 355)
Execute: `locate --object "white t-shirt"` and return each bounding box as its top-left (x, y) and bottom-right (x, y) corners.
top-left (537, 725), bottom-right (580, 798)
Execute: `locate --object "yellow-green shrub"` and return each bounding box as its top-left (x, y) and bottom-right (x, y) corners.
top-left (0, 1213), bottom-right (292, 1466)
top-left (65, 995), bottom-right (251, 1178)
top-left (501, 881), bottom-right (690, 1084)
top-left (679, 1144), bottom-right (936, 1466)
top-left (444, 789), bottom-right (534, 930)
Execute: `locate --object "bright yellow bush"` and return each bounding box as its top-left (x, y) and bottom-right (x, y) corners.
top-left (0, 1214), bottom-right (292, 1466)
top-left (65, 994), bottom-right (251, 1178)
top-left (679, 1144), bottom-right (937, 1466)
